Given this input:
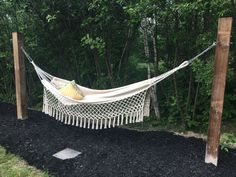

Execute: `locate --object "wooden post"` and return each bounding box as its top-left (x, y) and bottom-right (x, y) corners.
top-left (205, 17), bottom-right (232, 166)
top-left (12, 32), bottom-right (28, 119)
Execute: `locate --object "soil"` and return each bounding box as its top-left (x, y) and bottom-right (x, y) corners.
top-left (0, 102), bottom-right (236, 177)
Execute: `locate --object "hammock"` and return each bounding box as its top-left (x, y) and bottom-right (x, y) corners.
top-left (22, 42), bottom-right (216, 129)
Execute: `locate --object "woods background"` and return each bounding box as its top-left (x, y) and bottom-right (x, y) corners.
top-left (0, 0), bottom-right (236, 131)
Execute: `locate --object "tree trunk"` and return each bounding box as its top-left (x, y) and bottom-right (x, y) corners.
top-left (105, 32), bottom-right (114, 87)
top-left (93, 50), bottom-right (102, 77)
top-left (150, 85), bottom-right (161, 119)
top-left (153, 14), bottom-right (159, 73)
top-left (192, 82), bottom-right (200, 119)
top-left (84, 52), bottom-right (93, 86)
top-left (117, 27), bottom-right (132, 77)
top-left (143, 28), bottom-right (150, 59)
top-left (151, 17), bottom-right (161, 119)
top-left (185, 69), bottom-right (192, 115)
top-left (142, 17), bottom-right (161, 120)
top-left (173, 46), bottom-right (184, 124)
top-left (173, 12), bottom-right (184, 124)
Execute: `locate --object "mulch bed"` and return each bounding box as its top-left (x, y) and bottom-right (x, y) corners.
top-left (0, 102), bottom-right (236, 177)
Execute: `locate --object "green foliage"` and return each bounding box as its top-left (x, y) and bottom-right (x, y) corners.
top-left (220, 133), bottom-right (236, 152)
top-left (0, 0), bottom-right (235, 134)
top-left (46, 14), bottom-right (57, 23)
top-left (191, 58), bottom-right (236, 123)
top-left (191, 59), bottom-right (214, 96)
top-left (81, 34), bottom-right (105, 56)
top-left (185, 116), bottom-right (200, 129)
top-left (223, 93), bottom-right (236, 120)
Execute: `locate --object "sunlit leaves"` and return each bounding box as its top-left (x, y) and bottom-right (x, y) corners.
top-left (46, 14), bottom-right (56, 23)
top-left (81, 34), bottom-right (105, 56)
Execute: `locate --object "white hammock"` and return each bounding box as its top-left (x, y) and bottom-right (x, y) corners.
top-left (22, 42), bottom-right (216, 129)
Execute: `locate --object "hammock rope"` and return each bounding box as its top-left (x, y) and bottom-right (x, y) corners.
top-left (21, 42), bottom-right (216, 129)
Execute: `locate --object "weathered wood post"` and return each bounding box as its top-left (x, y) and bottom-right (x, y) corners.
top-left (12, 32), bottom-right (28, 119)
top-left (205, 17), bottom-right (232, 166)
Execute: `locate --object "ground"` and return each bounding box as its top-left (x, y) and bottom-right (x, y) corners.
top-left (0, 102), bottom-right (236, 177)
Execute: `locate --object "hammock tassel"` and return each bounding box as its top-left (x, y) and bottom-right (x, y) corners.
top-left (76, 117), bottom-right (79, 126)
top-left (133, 112), bottom-right (136, 123)
top-left (52, 108), bottom-right (55, 117)
top-left (137, 111), bottom-right (141, 122)
top-left (65, 114), bottom-right (68, 124)
top-left (104, 119), bottom-right (107, 129)
top-left (46, 105), bottom-right (50, 115)
top-left (79, 118), bottom-right (83, 128)
top-left (112, 117), bottom-right (116, 127)
top-left (48, 106), bottom-right (51, 115)
top-left (67, 115), bottom-right (71, 125)
top-left (134, 112), bottom-right (137, 123)
top-left (129, 113), bottom-right (132, 124)
top-left (83, 118), bottom-right (87, 128)
top-left (55, 110), bottom-right (59, 120)
top-left (125, 114), bottom-right (128, 124)
top-left (71, 115), bottom-right (75, 125)
top-left (44, 104), bottom-right (48, 114)
top-left (121, 114), bottom-right (124, 125)
top-left (60, 112), bottom-right (63, 122)
top-left (108, 118), bottom-right (111, 128)
top-left (62, 113), bottom-right (67, 124)
top-left (117, 115), bottom-right (120, 126)
top-left (96, 119), bottom-right (99, 130)
top-left (87, 118), bottom-right (91, 129)
top-left (50, 107), bottom-right (53, 117)
top-left (47, 105), bottom-right (50, 115)
top-left (62, 113), bottom-right (66, 123)
top-left (100, 119), bottom-right (103, 129)
top-left (57, 111), bottom-right (60, 120)
top-left (91, 119), bottom-right (95, 129)
top-left (42, 104), bottom-right (45, 113)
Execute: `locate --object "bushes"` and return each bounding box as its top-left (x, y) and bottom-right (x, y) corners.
top-left (0, 0), bottom-right (235, 132)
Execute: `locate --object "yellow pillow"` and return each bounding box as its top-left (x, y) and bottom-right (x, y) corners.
top-left (59, 80), bottom-right (84, 100)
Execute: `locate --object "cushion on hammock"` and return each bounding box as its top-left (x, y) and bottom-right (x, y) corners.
top-left (59, 80), bottom-right (84, 100)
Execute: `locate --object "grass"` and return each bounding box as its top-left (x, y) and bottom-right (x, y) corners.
top-left (0, 146), bottom-right (52, 177)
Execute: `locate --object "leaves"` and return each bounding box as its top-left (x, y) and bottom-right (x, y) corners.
top-left (46, 14), bottom-right (57, 23)
top-left (0, 0), bottom-right (235, 130)
top-left (192, 59), bottom-right (214, 96)
top-left (81, 34), bottom-right (105, 56)
top-left (220, 133), bottom-right (236, 152)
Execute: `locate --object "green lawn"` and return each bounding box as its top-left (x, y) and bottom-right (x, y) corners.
top-left (0, 146), bottom-right (52, 177)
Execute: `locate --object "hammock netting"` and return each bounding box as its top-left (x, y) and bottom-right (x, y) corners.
top-left (43, 89), bottom-right (148, 129)
top-left (34, 60), bottom-right (189, 130)
top-left (22, 42), bottom-right (216, 129)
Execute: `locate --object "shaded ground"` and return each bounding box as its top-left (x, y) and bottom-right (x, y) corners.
top-left (0, 102), bottom-right (236, 177)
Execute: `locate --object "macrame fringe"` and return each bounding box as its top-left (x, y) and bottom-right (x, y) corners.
top-left (42, 103), bottom-right (144, 130)
top-left (143, 89), bottom-right (151, 117)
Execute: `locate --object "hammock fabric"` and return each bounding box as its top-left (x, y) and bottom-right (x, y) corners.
top-left (22, 42), bottom-right (216, 129)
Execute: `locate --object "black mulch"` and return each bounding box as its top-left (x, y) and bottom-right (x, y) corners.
top-left (0, 102), bottom-right (236, 177)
